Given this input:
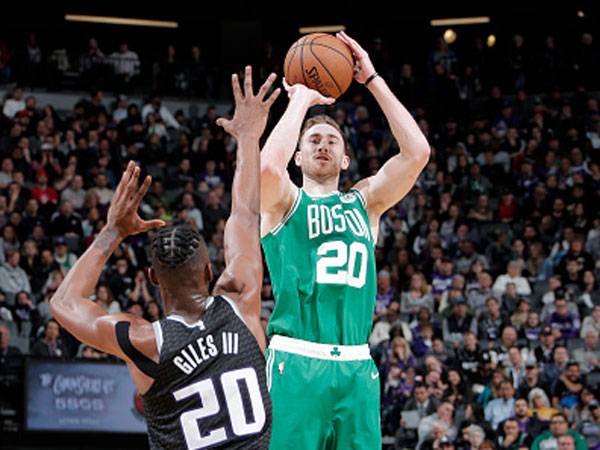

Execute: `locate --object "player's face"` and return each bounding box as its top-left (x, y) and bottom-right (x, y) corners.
top-left (296, 124), bottom-right (348, 180)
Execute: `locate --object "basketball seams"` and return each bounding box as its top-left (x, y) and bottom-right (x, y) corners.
top-left (299, 33), bottom-right (321, 88)
top-left (308, 44), bottom-right (342, 97)
top-left (285, 43), bottom-right (300, 83)
top-left (286, 34), bottom-right (354, 97)
top-left (285, 35), bottom-right (309, 84)
top-left (287, 43), bottom-right (354, 70)
top-left (300, 39), bottom-right (309, 87)
top-left (311, 35), bottom-right (354, 69)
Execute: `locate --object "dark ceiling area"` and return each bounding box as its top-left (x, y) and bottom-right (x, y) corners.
top-left (1, 1), bottom-right (598, 73)
top-left (2, 1), bottom-right (598, 28)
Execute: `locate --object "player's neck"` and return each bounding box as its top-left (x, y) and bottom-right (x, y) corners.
top-left (161, 287), bottom-right (211, 318)
top-left (302, 174), bottom-right (339, 197)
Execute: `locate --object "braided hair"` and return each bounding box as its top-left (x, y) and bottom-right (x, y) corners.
top-left (150, 223), bottom-right (205, 269)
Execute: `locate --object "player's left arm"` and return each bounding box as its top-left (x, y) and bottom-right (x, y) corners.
top-left (338, 32), bottom-right (430, 219)
top-left (212, 67), bottom-right (280, 348)
top-left (50, 162), bottom-right (165, 359)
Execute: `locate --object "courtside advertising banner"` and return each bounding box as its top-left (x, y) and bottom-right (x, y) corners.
top-left (25, 358), bottom-right (147, 433)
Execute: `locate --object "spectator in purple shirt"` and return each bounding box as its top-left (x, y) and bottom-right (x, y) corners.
top-left (375, 269), bottom-right (397, 318)
top-left (547, 295), bottom-right (580, 340)
top-left (432, 257), bottom-right (455, 299)
top-left (384, 336), bottom-right (416, 374)
top-left (513, 397), bottom-right (544, 440)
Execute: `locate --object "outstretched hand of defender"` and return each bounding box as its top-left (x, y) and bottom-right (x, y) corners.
top-left (217, 66), bottom-right (281, 140)
top-left (282, 78), bottom-right (335, 107)
top-left (336, 31), bottom-right (376, 84)
top-left (106, 161), bottom-right (166, 238)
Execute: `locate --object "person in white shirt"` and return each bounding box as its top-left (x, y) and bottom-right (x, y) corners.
top-left (109, 42), bottom-right (140, 79)
top-left (493, 260), bottom-right (532, 296)
top-left (88, 173), bottom-right (114, 206)
top-left (505, 346), bottom-right (527, 388)
top-left (141, 95), bottom-right (180, 129)
top-left (0, 249), bottom-right (31, 300)
top-left (417, 402), bottom-right (457, 450)
top-left (581, 305), bottom-right (600, 338)
top-left (2, 86), bottom-right (25, 118)
top-left (60, 175), bottom-right (86, 210)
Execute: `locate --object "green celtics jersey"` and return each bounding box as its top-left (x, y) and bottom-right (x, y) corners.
top-left (261, 188), bottom-right (377, 346)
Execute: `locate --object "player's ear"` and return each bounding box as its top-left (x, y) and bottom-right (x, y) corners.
top-left (204, 263), bottom-right (213, 284)
top-left (148, 268), bottom-right (159, 286)
top-left (294, 150), bottom-right (302, 167)
top-left (341, 154), bottom-right (350, 170)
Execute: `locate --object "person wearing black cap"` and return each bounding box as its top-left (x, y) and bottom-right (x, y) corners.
top-left (53, 235), bottom-right (77, 273)
top-left (535, 325), bottom-right (557, 365)
top-left (471, 349), bottom-right (497, 388)
top-left (437, 435), bottom-right (455, 450)
top-left (478, 296), bottom-right (508, 342)
top-left (517, 361), bottom-right (547, 399)
top-left (443, 296), bottom-right (477, 347)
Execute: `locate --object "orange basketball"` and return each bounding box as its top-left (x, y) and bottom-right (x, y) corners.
top-left (284, 33), bottom-right (355, 99)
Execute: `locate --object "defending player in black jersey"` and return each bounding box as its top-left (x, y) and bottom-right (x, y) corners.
top-left (50, 66), bottom-right (280, 449)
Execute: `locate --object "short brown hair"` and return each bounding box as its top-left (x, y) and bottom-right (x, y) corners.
top-left (299, 114), bottom-right (347, 152)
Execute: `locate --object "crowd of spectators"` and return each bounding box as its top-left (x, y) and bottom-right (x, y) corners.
top-left (0, 28), bottom-right (599, 449)
top-left (0, 33), bottom-right (223, 97)
top-left (0, 28), bottom-right (599, 100)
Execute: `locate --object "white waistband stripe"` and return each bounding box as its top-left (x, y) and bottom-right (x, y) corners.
top-left (268, 335), bottom-right (371, 361)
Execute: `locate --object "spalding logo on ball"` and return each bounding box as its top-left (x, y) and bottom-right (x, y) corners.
top-left (284, 33), bottom-right (355, 98)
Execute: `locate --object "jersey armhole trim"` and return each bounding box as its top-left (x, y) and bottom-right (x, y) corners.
top-left (218, 294), bottom-right (246, 325)
top-left (268, 187), bottom-right (302, 236)
top-left (350, 188), bottom-right (376, 245)
top-left (115, 321), bottom-right (159, 379)
top-left (349, 187), bottom-right (367, 210)
top-left (152, 321), bottom-right (163, 356)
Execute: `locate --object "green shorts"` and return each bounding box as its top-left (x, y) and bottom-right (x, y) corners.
top-left (266, 335), bottom-right (381, 450)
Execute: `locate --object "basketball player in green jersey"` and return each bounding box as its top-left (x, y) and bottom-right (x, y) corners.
top-left (261, 31), bottom-right (430, 449)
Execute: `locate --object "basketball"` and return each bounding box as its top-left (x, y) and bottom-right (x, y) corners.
top-left (284, 33), bottom-right (355, 98)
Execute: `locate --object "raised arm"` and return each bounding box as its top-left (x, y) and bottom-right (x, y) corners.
top-left (50, 162), bottom-right (165, 359)
top-left (213, 67), bottom-right (280, 330)
top-left (338, 32), bottom-right (430, 218)
top-left (260, 81), bottom-right (334, 232)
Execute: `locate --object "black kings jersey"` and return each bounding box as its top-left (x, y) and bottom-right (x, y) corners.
top-left (142, 295), bottom-right (271, 450)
